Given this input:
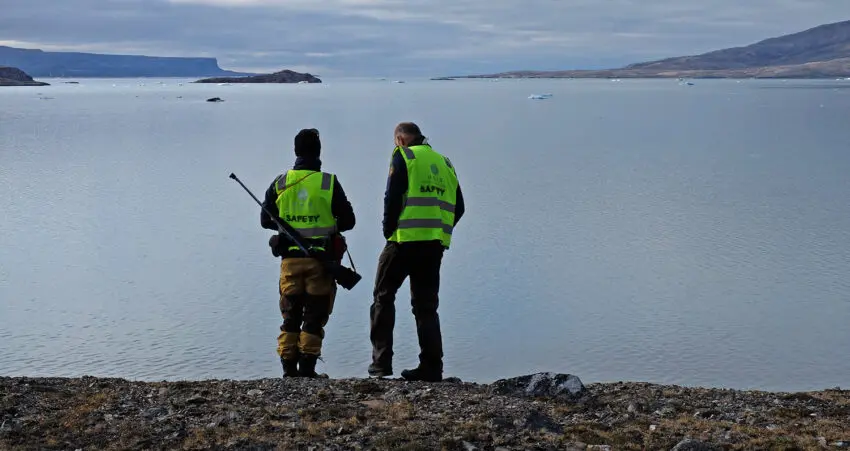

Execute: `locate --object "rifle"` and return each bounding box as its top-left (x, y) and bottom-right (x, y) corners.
top-left (229, 172), bottom-right (362, 290)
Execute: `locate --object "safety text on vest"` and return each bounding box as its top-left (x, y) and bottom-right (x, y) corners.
top-left (285, 215), bottom-right (322, 223)
top-left (419, 185), bottom-right (445, 196)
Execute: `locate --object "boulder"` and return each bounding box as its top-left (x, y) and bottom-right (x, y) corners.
top-left (490, 373), bottom-right (585, 399)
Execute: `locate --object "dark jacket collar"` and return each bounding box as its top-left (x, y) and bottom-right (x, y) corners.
top-left (294, 156), bottom-right (322, 171)
top-left (409, 137), bottom-right (426, 146)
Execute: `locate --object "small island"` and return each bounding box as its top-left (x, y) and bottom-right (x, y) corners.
top-left (0, 67), bottom-right (49, 86)
top-left (195, 69), bottom-right (321, 84)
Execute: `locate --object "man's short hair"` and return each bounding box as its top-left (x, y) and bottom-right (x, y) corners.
top-left (394, 122), bottom-right (423, 139)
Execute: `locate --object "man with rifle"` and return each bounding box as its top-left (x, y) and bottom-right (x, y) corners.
top-left (259, 128), bottom-right (356, 378)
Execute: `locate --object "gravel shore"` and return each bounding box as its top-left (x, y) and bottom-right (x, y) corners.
top-left (2, 373), bottom-right (848, 450)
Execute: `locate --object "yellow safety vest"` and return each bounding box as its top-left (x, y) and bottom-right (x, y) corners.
top-left (275, 170), bottom-right (337, 250)
top-left (388, 144), bottom-right (458, 248)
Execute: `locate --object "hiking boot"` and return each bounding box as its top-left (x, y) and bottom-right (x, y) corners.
top-left (401, 366), bottom-right (442, 382)
top-left (281, 357), bottom-right (299, 378)
top-left (368, 363), bottom-right (392, 378)
top-left (298, 354), bottom-right (328, 378)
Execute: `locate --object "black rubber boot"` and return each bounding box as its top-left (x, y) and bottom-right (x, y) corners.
top-left (298, 354), bottom-right (328, 378)
top-left (368, 363), bottom-right (393, 378)
top-left (281, 357), bottom-right (299, 378)
top-left (401, 366), bottom-right (442, 382)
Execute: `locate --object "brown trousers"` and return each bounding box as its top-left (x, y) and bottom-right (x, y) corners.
top-left (370, 241), bottom-right (445, 372)
top-left (277, 258), bottom-right (336, 360)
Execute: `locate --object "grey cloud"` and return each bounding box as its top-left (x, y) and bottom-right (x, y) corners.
top-left (1, 0), bottom-right (849, 76)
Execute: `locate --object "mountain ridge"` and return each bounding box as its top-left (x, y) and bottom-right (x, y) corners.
top-left (627, 20), bottom-right (850, 71)
top-left (456, 19), bottom-right (850, 79)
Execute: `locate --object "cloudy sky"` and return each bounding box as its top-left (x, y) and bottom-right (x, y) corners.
top-left (1, 0), bottom-right (849, 76)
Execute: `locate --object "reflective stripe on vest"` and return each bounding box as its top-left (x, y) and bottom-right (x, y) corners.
top-left (291, 226), bottom-right (337, 237)
top-left (397, 219), bottom-right (454, 235)
top-left (404, 197), bottom-right (456, 213)
top-left (274, 169), bottom-right (337, 241)
top-left (389, 145), bottom-right (458, 248)
top-left (400, 146), bottom-right (416, 160)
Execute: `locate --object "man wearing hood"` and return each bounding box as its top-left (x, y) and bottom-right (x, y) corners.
top-left (261, 128), bottom-right (356, 378)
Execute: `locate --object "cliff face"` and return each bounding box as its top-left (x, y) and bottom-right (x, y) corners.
top-left (0, 66), bottom-right (49, 86)
top-left (0, 46), bottom-right (249, 78)
top-left (195, 70), bottom-right (322, 83)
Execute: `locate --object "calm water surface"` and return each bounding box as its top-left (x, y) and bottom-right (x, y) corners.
top-left (1, 78), bottom-right (849, 391)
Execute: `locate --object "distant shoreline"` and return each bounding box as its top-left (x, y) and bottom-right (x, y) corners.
top-left (450, 20), bottom-right (850, 81)
top-left (24, 75), bottom-right (850, 81)
top-left (450, 72), bottom-right (850, 80)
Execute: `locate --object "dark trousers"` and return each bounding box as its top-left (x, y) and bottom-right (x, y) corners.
top-left (370, 241), bottom-right (445, 372)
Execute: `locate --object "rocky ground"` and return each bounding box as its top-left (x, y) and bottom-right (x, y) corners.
top-left (1, 373), bottom-right (848, 450)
